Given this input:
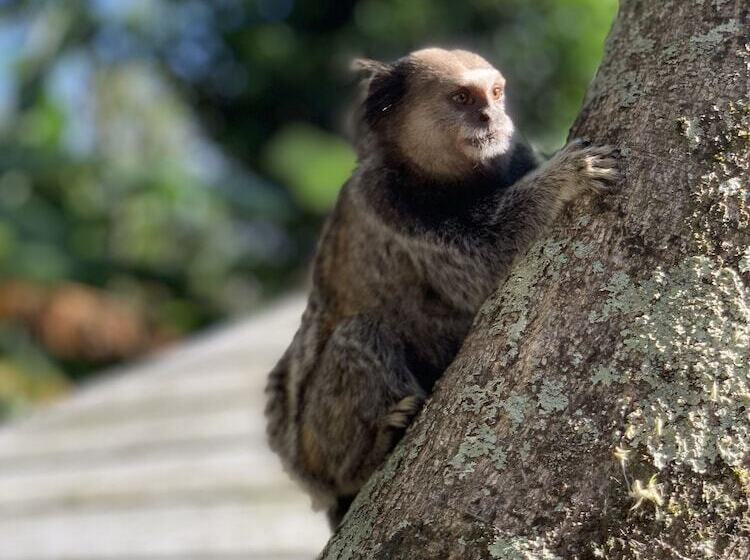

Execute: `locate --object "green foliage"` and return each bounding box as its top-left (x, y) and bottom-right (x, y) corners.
top-left (0, 0), bottom-right (617, 413)
top-left (264, 123), bottom-right (356, 212)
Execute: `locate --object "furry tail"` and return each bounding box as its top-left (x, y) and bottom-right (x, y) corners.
top-left (264, 350), bottom-right (291, 448)
top-left (326, 494), bottom-right (356, 530)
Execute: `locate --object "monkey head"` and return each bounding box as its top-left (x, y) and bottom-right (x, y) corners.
top-left (355, 48), bottom-right (515, 180)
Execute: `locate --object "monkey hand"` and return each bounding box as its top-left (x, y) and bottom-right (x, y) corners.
top-left (550, 139), bottom-right (622, 201)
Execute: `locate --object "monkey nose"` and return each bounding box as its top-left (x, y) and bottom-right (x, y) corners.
top-left (478, 110), bottom-right (491, 124)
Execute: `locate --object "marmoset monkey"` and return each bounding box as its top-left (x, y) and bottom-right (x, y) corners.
top-left (265, 47), bottom-right (621, 528)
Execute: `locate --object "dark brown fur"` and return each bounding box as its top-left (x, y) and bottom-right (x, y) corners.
top-left (265, 48), bottom-right (621, 529)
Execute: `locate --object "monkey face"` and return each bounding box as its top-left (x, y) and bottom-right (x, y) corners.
top-left (356, 48), bottom-right (516, 180)
top-left (403, 60), bottom-right (515, 168)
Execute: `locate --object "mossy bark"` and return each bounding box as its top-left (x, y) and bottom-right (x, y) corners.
top-left (320, 1), bottom-right (750, 558)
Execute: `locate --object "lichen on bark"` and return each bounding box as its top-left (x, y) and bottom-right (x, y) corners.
top-left (603, 256), bottom-right (750, 473)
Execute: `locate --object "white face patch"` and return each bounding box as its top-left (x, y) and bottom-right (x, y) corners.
top-left (458, 118), bottom-right (515, 162)
top-left (460, 68), bottom-right (499, 88)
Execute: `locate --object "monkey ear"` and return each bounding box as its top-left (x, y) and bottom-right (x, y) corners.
top-left (352, 58), bottom-right (406, 129)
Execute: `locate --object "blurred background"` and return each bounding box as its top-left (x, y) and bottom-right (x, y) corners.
top-left (0, 0), bottom-right (617, 420)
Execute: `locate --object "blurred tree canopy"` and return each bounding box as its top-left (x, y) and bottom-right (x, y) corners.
top-left (0, 0), bottom-right (617, 417)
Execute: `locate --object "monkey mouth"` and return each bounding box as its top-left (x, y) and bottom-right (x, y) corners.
top-left (459, 128), bottom-right (512, 161)
top-left (464, 131), bottom-right (498, 147)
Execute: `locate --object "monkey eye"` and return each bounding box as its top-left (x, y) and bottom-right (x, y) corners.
top-left (451, 90), bottom-right (472, 105)
top-left (491, 85), bottom-right (504, 101)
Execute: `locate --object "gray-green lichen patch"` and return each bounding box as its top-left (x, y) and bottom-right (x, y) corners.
top-left (480, 237), bottom-right (571, 367)
top-left (506, 317), bottom-right (528, 352)
top-left (537, 378), bottom-right (569, 415)
top-left (459, 381), bottom-right (505, 422)
top-left (630, 35), bottom-right (655, 55)
top-left (406, 430), bottom-right (427, 462)
top-left (448, 366), bottom-right (581, 480)
top-left (658, 20), bottom-right (744, 73)
top-left (503, 393), bottom-right (530, 427)
top-left (488, 534), bottom-right (562, 560)
top-left (588, 271), bottom-right (641, 323)
top-left (459, 380), bottom-right (532, 428)
top-left (447, 421), bottom-right (507, 480)
top-left (590, 364), bottom-right (626, 386)
top-left (589, 256), bottom-right (749, 473)
top-left (448, 381), bottom-right (533, 480)
top-left (690, 19), bottom-right (741, 54)
top-left (571, 241), bottom-right (593, 259)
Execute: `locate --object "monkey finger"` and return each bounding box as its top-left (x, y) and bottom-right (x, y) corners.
top-left (589, 157), bottom-right (620, 169)
top-left (590, 168), bottom-right (623, 183)
top-left (582, 145), bottom-right (617, 158)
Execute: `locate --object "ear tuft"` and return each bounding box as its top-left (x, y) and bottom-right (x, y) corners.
top-left (350, 58), bottom-right (391, 78)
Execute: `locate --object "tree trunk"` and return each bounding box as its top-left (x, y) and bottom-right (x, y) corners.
top-left (319, 1), bottom-right (750, 558)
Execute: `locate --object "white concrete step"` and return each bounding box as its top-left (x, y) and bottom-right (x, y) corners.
top-left (0, 295), bottom-right (329, 560)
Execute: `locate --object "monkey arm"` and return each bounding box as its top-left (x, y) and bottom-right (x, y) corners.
top-left (487, 140), bottom-right (620, 256)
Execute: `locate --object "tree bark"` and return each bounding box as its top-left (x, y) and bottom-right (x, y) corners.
top-left (320, 1), bottom-right (750, 558)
